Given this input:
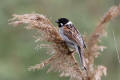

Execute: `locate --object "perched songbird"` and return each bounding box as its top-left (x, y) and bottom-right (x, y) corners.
top-left (56, 18), bottom-right (86, 70)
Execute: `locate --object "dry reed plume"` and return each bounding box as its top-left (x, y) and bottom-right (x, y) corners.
top-left (9, 5), bottom-right (120, 80)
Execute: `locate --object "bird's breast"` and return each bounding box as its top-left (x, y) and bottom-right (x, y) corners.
top-left (59, 27), bottom-right (76, 47)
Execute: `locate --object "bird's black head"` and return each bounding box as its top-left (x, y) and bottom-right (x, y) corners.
top-left (56, 18), bottom-right (69, 27)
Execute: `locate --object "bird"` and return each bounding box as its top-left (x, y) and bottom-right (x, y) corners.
top-left (56, 18), bottom-right (87, 70)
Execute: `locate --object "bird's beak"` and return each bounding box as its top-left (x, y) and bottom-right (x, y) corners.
top-left (55, 20), bottom-right (59, 23)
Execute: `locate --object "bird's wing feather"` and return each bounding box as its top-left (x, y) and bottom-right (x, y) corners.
top-left (64, 25), bottom-right (87, 70)
top-left (64, 25), bottom-right (85, 48)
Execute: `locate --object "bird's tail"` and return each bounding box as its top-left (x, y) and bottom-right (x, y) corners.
top-left (77, 46), bottom-right (87, 70)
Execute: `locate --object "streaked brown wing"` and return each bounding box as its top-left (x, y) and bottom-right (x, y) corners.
top-left (64, 25), bottom-right (83, 47)
top-left (64, 25), bottom-right (87, 69)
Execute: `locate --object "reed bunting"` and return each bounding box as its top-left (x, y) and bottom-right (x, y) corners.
top-left (56, 18), bottom-right (86, 70)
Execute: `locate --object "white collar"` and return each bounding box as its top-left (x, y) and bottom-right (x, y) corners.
top-left (66, 21), bottom-right (72, 25)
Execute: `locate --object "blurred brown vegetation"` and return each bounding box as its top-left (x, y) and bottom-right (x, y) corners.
top-left (9, 5), bottom-right (120, 80)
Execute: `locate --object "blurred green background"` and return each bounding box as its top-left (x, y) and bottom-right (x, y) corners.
top-left (0, 0), bottom-right (120, 80)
